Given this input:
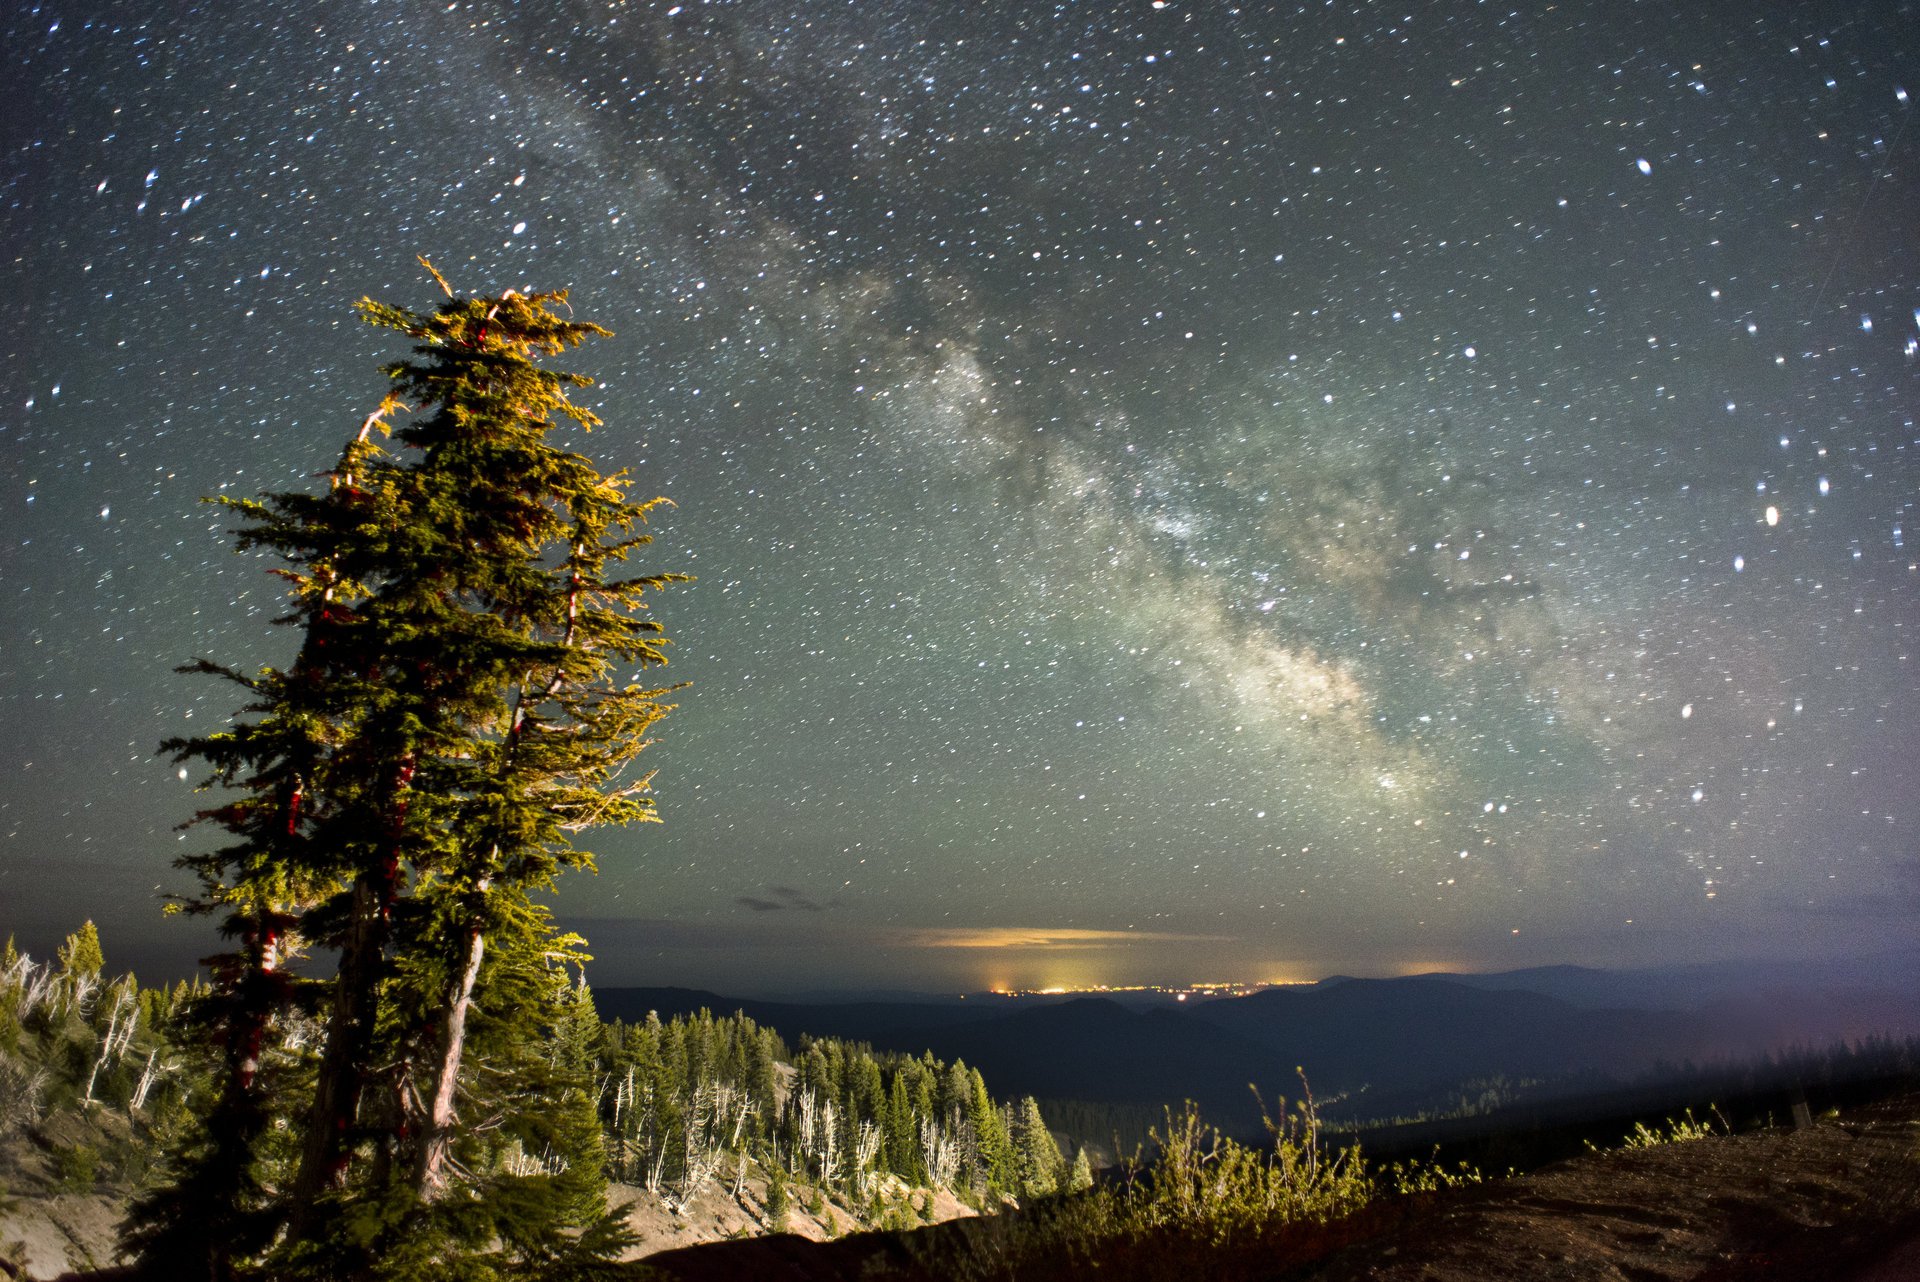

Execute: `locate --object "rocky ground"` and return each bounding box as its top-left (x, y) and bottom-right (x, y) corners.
top-left (606, 1170), bottom-right (976, 1263)
top-left (0, 1108), bottom-right (137, 1279)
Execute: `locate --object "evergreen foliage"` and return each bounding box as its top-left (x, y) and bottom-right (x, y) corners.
top-left (56, 921), bottom-right (106, 980)
top-left (127, 269), bottom-right (685, 1278)
top-left (1, 929), bottom-right (207, 1232)
top-left (764, 1159), bottom-right (791, 1231)
top-left (3, 926), bottom-right (1046, 1275)
top-left (1068, 1146), bottom-right (1094, 1194)
top-left (593, 1008), bottom-right (1039, 1213)
top-left (1012, 1095), bottom-right (1066, 1200)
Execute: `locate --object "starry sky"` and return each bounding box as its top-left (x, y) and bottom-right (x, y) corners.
top-left (3, 0), bottom-right (1917, 994)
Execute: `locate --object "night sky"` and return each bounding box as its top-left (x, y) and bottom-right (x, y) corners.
top-left (4, 1), bottom-right (1917, 994)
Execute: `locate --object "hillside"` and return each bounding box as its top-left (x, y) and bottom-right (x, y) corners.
top-left (620, 1089), bottom-right (1920, 1282)
top-left (0, 939), bottom-right (1026, 1280)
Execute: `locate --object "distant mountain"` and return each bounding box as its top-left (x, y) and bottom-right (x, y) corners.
top-left (893, 996), bottom-right (1285, 1111)
top-left (1184, 977), bottom-right (1704, 1099)
top-left (1391, 952), bottom-right (1920, 1013)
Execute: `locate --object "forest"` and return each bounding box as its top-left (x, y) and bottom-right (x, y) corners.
top-left (0, 920), bottom-right (1092, 1275)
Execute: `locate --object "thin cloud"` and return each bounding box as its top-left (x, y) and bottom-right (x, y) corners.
top-left (735, 886), bottom-right (841, 913)
top-left (894, 926), bottom-right (1232, 950)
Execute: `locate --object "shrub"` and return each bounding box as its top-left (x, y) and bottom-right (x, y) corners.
top-left (1620, 1107), bottom-right (1728, 1149)
top-left (914, 1079), bottom-right (1399, 1281)
top-left (53, 1144), bottom-right (100, 1192)
top-left (765, 1161), bottom-right (791, 1232)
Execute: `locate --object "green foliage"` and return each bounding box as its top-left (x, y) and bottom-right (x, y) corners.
top-left (1616, 1106), bottom-right (1729, 1150)
top-left (135, 270), bottom-right (686, 1277)
top-left (56, 921), bottom-right (105, 979)
top-left (594, 1005), bottom-right (1020, 1220)
top-left (910, 1080), bottom-right (1392, 1281)
top-left (0, 928), bottom-right (202, 1143)
top-left (1139, 1091), bottom-right (1373, 1247)
top-left (53, 1143), bottom-right (101, 1192)
top-left (1013, 1096), bottom-right (1065, 1200)
top-left (1382, 1150), bottom-right (1485, 1194)
top-left (967, 1068), bottom-right (1018, 1200)
top-left (764, 1159), bottom-right (791, 1231)
top-left (1068, 1146), bottom-right (1094, 1194)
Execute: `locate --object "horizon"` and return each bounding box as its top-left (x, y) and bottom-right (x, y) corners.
top-left (9, 913), bottom-right (1915, 1005)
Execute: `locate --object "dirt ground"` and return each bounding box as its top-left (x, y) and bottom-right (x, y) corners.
top-left (1296, 1092), bottom-right (1920, 1282)
top-left (0, 1192), bottom-right (127, 1280)
top-left (607, 1170), bottom-right (976, 1261)
top-left (0, 1109), bottom-right (135, 1279)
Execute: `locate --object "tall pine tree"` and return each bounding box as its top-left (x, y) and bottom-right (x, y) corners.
top-left (132, 265), bottom-right (685, 1278)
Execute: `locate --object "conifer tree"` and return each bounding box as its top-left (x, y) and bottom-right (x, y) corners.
top-left (134, 265), bottom-right (685, 1277)
top-left (1067, 1145), bottom-right (1094, 1194)
top-left (966, 1068), bottom-right (1017, 1199)
top-left (1013, 1096), bottom-right (1065, 1199)
top-left (57, 921), bottom-right (106, 979)
top-left (885, 1071), bottom-right (920, 1183)
top-left (765, 1160), bottom-right (792, 1232)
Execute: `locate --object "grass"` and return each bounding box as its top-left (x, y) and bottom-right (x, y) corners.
top-left (902, 1078), bottom-right (1460, 1282)
top-left (1586, 1105), bottom-right (1732, 1153)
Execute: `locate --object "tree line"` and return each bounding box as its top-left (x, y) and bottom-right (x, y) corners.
top-left (0, 921), bottom-right (1080, 1274)
top-left (589, 1003), bottom-right (1086, 1219)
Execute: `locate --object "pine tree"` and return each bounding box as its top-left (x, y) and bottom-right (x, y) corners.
top-left (1013, 1096), bottom-right (1064, 1200)
top-left (1067, 1145), bottom-right (1094, 1194)
top-left (966, 1068), bottom-right (1016, 1200)
top-left (132, 266), bottom-right (686, 1277)
top-left (765, 1159), bottom-right (792, 1232)
top-left (885, 1070), bottom-right (919, 1184)
top-left (56, 921), bottom-right (106, 979)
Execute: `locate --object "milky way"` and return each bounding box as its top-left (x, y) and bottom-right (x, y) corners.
top-left (3, 1), bottom-right (1916, 990)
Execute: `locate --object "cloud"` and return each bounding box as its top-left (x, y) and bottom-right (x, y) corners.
top-left (734, 885), bottom-right (839, 913)
top-left (893, 926), bottom-right (1232, 950)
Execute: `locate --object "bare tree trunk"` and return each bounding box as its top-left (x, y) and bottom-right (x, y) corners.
top-left (83, 990), bottom-right (135, 1106)
top-left (409, 914), bottom-right (487, 1199)
top-left (131, 1048), bottom-right (160, 1112)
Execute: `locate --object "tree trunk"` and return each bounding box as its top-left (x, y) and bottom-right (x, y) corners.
top-left (290, 874), bottom-right (387, 1213)
top-left (176, 921), bottom-right (280, 1282)
top-left (409, 916), bottom-right (487, 1200)
top-left (291, 756), bottom-right (413, 1222)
